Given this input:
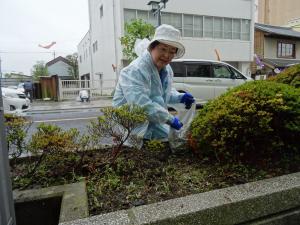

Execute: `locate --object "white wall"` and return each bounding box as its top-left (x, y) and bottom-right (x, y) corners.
top-left (182, 39), bottom-right (252, 61)
top-left (78, 31), bottom-right (91, 78)
top-left (88, 0), bottom-right (121, 84)
top-left (48, 61), bottom-right (71, 77)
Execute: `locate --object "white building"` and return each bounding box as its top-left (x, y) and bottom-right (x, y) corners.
top-left (78, 31), bottom-right (92, 80)
top-left (78, 0), bottom-right (255, 84)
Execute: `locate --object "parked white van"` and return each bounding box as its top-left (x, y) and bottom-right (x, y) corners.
top-left (170, 59), bottom-right (253, 104)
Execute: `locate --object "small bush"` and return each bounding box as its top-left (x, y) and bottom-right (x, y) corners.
top-left (268, 64), bottom-right (300, 88)
top-left (27, 123), bottom-right (82, 176)
top-left (190, 81), bottom-right (300, 164)
top-left (4, 114), bottom-right (32, 160)
top-left (88, 104), bottom-right (147, 162)
top-left (144, 140), bottom-right (165, 152)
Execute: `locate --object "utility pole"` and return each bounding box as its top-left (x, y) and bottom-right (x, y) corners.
top-left (0, 81), bottom-right (16, 224)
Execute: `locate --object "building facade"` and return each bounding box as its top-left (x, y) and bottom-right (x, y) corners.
top-left (78, 0), bottom-right (255, 83)
top-left (46, 56), bottom-right (73, 79)
top-left (258, 0), bottom-right (300, 26)
top-left (78, 31), bottom-right (92, 80)
top-left (252, 23), bottom-right (300, 75)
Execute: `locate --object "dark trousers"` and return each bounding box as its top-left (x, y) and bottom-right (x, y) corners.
top-left (25, 90), bottom-right (33, 102)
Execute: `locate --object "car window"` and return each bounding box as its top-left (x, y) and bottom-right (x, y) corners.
top-left (186, 63), bottom-right (211, 77)
top-left (212, 64), bottom-right (233, 79)
top-left (170, 62), bottom-right (185, 77)
top-left (228, 67), bottom-right (245, 79)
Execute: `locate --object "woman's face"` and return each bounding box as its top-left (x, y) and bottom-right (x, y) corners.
top-left (151, 43), bottom-right (177, 71)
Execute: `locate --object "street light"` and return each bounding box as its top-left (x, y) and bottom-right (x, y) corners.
top-left (147, 0), bottom-right (169, 26)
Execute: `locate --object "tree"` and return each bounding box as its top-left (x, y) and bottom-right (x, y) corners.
top-left (31, 61), bottom-right (48, 80)
top-left (66, 53), bottom-right (79, 79)
top-left (120, 19), bottom-right (155, 62)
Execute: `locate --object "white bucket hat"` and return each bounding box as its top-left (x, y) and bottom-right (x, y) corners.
top-left (148, 24), bottom-right (185, 59)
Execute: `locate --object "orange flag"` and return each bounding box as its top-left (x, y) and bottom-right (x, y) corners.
top-left (38, 41), bottom-right (56, 49)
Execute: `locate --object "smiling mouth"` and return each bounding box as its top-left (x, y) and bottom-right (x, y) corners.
top-left (160, 59), bottom-right (168, 64)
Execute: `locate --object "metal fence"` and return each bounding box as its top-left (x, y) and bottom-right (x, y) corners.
top-left (59, 78), bottom-right (116, 100)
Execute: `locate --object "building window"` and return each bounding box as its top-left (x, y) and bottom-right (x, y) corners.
top-left (100, 5), bottom-right (103, 18)
top-left (241, 19), bottom-right (250, 41)
top-left (204, 16), bottom-right (213, 38)
top-left (278, 41), bottom-right (295, 58)
top-left (137, 10), bottom-right (148, 21)
top-left (124, 9), bottom-right (136, 23)
top-left (148, 11), bottom-right (157, 26)
top-left (123, 9), bottom-right (251, 41)
top-left (92, 41), bottom-right (98, 53)
top-left (162, 12), bottom-right (182, 34)
top-left (184, 15), bottom-right (193, 37)
top-left (232, 19), bottom-right (241, 39)
top-left (224, 18), bottom-right (232, 39)
top-left (79, 55), bottom-right (82, 63)
top-left (194, 16), bottom-right (203, 38)
top-left (213, 17), bottom-right (223, 39)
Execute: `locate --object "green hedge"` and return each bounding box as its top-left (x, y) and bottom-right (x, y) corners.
top-left (190, 81), bottom-right (300, 163)
top-left (268, 64), bottom-right (300, 88)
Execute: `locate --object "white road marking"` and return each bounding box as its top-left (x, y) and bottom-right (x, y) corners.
top-left (34, 117), bottom-right (97, 123)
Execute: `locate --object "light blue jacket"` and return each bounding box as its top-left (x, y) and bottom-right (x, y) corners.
top-left (113, 51), bottom-right (183, 140)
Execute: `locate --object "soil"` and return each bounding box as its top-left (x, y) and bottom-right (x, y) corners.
top-left (11, 146), bottom-right (300, 216)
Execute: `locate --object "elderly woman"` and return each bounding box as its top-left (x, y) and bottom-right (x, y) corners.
top-left (113, 24), bottom-right (194, 140)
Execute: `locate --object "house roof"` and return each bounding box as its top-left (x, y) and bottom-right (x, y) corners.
top-left (255, 23), bottom-right (300, 39)
top-left (262, 58), bottom-right (300, 68)
top-left (46, 56), bottom-right (72, 67)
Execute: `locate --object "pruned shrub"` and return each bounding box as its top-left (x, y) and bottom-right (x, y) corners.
top-left (268, 64), bottom-right (300, 88)
top-left (27, 123), bottom-right (82, 176)
top-left (190, 81), bottom-right (300, 164)
top-left (88, 104), bottom-right (147, 162)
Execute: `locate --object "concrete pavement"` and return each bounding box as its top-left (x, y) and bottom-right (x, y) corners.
top-left (29, 97), bottom-right (112, 112)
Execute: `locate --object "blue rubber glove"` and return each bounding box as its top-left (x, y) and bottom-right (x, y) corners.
top-left (180, 92), bottom-right (195, 109)
top-left (170, 117), bottom-right (183, 130)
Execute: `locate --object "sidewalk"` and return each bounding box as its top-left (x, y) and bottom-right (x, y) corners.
top-left (29, 97), bottom-right (112, 112)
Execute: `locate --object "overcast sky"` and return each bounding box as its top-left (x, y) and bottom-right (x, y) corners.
top-left (0, 0), bottom-right (89, 76)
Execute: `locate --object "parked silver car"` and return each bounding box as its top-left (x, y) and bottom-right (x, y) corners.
top-left (170, 59), bottom-right (253, 104)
